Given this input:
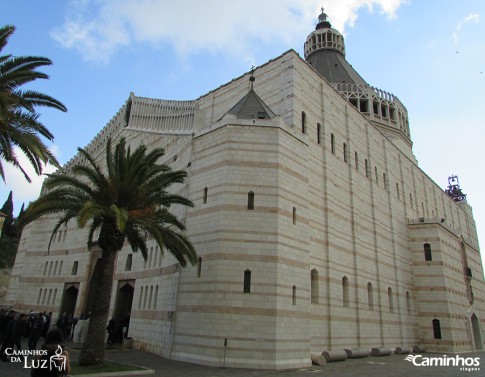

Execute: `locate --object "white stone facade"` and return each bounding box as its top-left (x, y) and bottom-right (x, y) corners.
top-left (6, 49), bottom-right (485, 369)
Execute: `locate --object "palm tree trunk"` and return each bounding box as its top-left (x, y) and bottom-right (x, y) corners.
top-left (78, 248), bottom-right (117, 365)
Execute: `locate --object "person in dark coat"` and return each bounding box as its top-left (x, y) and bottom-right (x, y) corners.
top-left (28, 313), bottom-right (44, 351)
top-left (0, 310), bottom-right (16, 361)
top-left (12, 313), bottom-right (28, 350)
top-left (106, 318), bottom-right (115, 347)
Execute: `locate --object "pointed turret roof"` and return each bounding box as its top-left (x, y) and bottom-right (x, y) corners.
top-left (226, 89), bottom-right (275, 120)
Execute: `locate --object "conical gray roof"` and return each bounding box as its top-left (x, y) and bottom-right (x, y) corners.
top-left (226, 89), bottom-right (275, 120)
top-left (307, 49), bottom-right (368, 86)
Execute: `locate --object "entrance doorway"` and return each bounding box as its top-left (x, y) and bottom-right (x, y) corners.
top-left (60, 284), bottom-right (79, 316)
top-left (113, 280), bottom-right (134, 342)
top-left (471, 313), bottom-right (483, 350)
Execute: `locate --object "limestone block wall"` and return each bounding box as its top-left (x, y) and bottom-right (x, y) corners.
top-left (409, 221), bottom-right (485, 351)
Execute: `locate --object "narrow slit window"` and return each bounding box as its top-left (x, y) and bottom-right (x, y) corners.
top-left (406, 291), bottom-right (411, 314)
top-left (342, 276), bottom-right (349, 307)
top-left (432, 319), bottom-right (442, 339)
top-left (243, 269), bottom-right (251, 293)
top-left (203, 187), bottom-right (208, 204)
top-left (343, 143), bottom-right (348, 162)
top-left (125, 254), bottom-right (133, 271)
top-left (311, 269), bottom-right (319, 304)
top-left (367, 282), bottom-right (374, 310)
top-left (292, 285), bottom-right (297, 305)
top-left (71, 261), bottom-right (78, 276)
top-left (301, 111), bottom-right (306, 134)
top-left (424, 243), bottom-right (432, 261)
top-left (292, 207), bottom-right (297, 225)
top-left (388, 287), bottom-right (394, 312)
top-left (317, 123), bottom-right (321, 144)
top-left (197, 257), bottom-right (202, 277)
top-left (331, 133), bottom-right (335, 154)
top-left (355, 152), bottom-right (359, 170)
top-left (247, 191), bottom-right (255, 210)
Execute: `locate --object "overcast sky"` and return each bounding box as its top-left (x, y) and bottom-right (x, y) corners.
top-left (1, 0), bottom-right (485, 268)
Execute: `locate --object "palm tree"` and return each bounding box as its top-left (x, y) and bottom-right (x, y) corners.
top-left (0, 25), bottom-right (67, 182)
top-left (21, 137), bottom-right (197, 365)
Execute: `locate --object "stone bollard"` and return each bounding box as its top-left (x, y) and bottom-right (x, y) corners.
top-left (321, 350), bottom-right (348, 362)
top-left (395, 347), bottom-right (410, 354)
top-left (311, 353), bottom-right (326, 365)
top-left (344, 348), bottom-right (370, 359)
top-left (370, 347), bottom-right (392, 356)
top-left (413, 345), bottom-right (426, 353)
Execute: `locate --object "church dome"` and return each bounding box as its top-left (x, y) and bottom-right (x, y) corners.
top-left (304, 9), bottom-right (413, 159)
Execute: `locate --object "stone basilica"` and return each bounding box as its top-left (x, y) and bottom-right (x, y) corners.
top-left (7, 10), bottom-right (485, 369)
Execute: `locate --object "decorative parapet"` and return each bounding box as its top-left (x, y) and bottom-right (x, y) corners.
top-left (331, 83), bottom-right (410, 138)
top-left (126, 96), bottom-right (197, 134)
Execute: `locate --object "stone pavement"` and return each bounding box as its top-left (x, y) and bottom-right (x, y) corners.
top-left (1, 340), bottom-right (484, 377)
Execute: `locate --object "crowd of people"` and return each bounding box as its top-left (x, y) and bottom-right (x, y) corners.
top-left (0, 309), bottom-right (52, 357)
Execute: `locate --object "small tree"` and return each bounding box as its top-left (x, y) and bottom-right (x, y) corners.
top-left (21, 138), bottom-right (197, 365)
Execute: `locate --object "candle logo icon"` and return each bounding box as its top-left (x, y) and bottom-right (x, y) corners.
top-left (49, 345), bottom-right (66, 372)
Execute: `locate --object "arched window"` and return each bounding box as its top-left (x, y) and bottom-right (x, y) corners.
top-left (243, 269), bottom-right (251, 293)
top-left (47, 289), bottom-right (52, 305)
top-left (292, 207), bottom-right (297, 225)
top-left (143, 285), bottom-right (148, 309)
top-left (138, 287), bottom-right (143, 309)
top-left (331, 133), bottom-right (335, 154)
top-left (71, 261), bottom-right (78, 276)
top-left (342, 276), bottom-right (349, 307)
top-left (42, 289), bottom-right (47, 305)
top-left (292, 285), bottom-right (297, 305)
top-left (154, 285), bottom-right (159, 309)
top-left (52, 289), bottom-right (57, 305)
top-left (125, 254), bottom-right (133, 271)
top-left (157, 246), bottom-right (161, 267)
top-left (37, 289), bottom-right (42, 305)
top-left (149, 286), bottom-right (153, 309)
top-left (388, 287), bottom-right (394, 312)
top-left (424, 243), bottom-right (432, 261)
top-left (432, 319), bottom-right (442, 339)
top-left (311, 269), bottom-right (319, 304)
top-left (48, 261), bottom-right (53, 276)
top-left (367, 282), bottom-right (374, 311)
top-left (301, 111), bottom-right (306, 134)
top-left (43, 261), bottom-right (48, 276)
top-left (58, 261), bottom-right (63, 276)
top-left (247, 191), bottom-right (255, 210)
top-left (149, 247), bottom-right (153, 268)
top-left (203, 187), bottom-right (208, 204)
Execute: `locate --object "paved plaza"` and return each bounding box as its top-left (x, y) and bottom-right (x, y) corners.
top-left (0, 339), bottom-right (483, 377)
